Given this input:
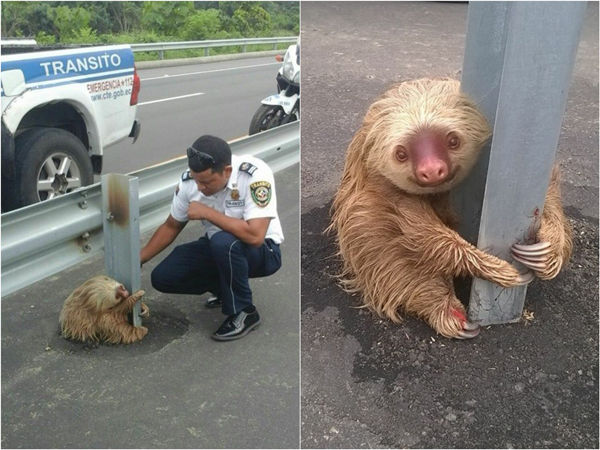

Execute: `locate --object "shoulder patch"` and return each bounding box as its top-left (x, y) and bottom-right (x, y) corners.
top-left (239, 162), bottom-right (258, 176)
top-left (250, 181), bottom-right (272, 208)
top-left (182, 170), bottom-right (193, 181)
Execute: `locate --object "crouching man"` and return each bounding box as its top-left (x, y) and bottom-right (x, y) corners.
top-left (140, 135), bottom-right (283, 341)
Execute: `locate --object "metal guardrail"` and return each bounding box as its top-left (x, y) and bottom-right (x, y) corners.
top-left (131, 37), bottom-right (297, 59)
top-left (0, 122), bottom-right (299, 297)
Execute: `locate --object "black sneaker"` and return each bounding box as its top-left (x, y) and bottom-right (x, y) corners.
top-left (212, 310), bottom-right (261, 341)
top-left (205, 294), bottom-right (221, 308)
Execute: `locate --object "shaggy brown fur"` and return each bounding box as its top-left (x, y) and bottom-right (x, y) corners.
top-left (329, 77), bottom-right (572, 339)
top-left (59, 275), bottom-right (150, 344)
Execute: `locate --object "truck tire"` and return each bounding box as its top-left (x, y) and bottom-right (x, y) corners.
top-left (7, 127), bottom-right (94, 211)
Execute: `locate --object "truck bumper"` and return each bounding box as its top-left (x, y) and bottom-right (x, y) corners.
top-left (129, 118), bottom-right (141, 144)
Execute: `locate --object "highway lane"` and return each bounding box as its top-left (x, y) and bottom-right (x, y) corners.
top-left (102, 56), bottom-right (282, 176)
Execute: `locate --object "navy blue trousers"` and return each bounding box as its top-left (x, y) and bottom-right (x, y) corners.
top-left (151, 231), bottom-right (282, 315)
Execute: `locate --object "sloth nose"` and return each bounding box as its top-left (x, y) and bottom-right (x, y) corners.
top-left (416, 159), bottom-right (449, 185)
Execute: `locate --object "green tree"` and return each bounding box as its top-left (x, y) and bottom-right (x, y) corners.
top-left (50, 5), bottom-right (92, 40)
top-left (229, 3), bottom-right (271, 37)
top-left (182, 9), bottom-right (222, 41)
top-left (108, 2), bottom-right (142, 33)
top-left (1, 2), bottom-right (53, 38)
top-left (1, 2), bottom-right (28, 37)
top-left (34, 31), bottom-right (56, 45)
top-left (216, 1), bottom-right (239, 17)
top-left (141, 1), bottom-right (195, 37)
top-left (265, 1), bottom-right (299, 33)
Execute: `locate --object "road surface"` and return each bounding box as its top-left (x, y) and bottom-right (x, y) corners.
top-left (104, 56), bottom-right (282, 175)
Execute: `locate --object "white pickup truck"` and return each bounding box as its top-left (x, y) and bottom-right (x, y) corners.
top-left (1, 42), bottom-right (141, 211)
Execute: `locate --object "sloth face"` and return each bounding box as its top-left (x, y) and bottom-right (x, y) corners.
top-left (364, 78), bottom-right (491, 195)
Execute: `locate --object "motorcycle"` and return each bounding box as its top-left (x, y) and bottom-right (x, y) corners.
top-left (249, 39), bottom-right (300, 135)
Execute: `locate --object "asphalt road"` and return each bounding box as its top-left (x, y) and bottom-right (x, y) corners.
top-left (103, 56), bottom-right (282, 176)
top-left (301, 2), bottom-right (598, 449)
top-left (1, 164), bottom-right (300, 449)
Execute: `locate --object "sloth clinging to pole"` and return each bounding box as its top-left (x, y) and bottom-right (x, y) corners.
top-left (329, 77), bottom-right (572, 339)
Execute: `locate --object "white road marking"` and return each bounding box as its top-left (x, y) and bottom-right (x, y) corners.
top-left (141, 62), bottom-right (281, 82)
top-left (138, 92), bottom-right (205, 106)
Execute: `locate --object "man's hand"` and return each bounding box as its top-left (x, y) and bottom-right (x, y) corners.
top-left (188, 201), bottom-right (212, 221)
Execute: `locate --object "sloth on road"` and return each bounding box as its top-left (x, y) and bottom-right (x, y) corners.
top-left (59, 275), bottom-right (150, 345)
top-left (329, 77), bottom-right (572, 339)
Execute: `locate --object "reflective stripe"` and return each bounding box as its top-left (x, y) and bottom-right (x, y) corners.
top-left (228, 239), bottom-right (241, 314)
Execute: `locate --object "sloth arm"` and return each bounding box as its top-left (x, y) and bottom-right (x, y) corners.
top-left (511, 164), bottom-right (573, 279)
top-left (124, 289), bottom-right (145, 307)
top-left (398, 197), bottom-right (533, 286)
top-left (338, 189), bottom-right (529, 287)
top-left (112, 289), bottom-right (146, 315)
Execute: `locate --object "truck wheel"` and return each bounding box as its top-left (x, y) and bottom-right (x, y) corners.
top-left (249, 104), bottom-right (286, 135)
top-left (9, 128), bottom-right (94, 210)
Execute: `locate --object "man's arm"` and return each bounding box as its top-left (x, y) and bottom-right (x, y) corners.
top-left (140, 214), bottom-right (187, 265)
top-left (188, 202), bottom-right (271, 247)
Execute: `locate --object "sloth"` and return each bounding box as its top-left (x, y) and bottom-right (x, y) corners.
top-left (59, 275), bottom-right (150, 345)
top-left (329, 77), bottom-right (572, 339)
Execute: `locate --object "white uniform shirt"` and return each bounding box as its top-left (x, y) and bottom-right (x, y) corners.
top-left (170, 154), bottom-right (284, 244)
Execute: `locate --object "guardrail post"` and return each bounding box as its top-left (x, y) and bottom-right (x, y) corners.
top-left (242, 45), bottom-right (247, 53)
top-left (454, 1), bottom-right (586, 325)
top-left (205, 47), bottom-right (209, 56)
top-left (158, 50), bottom-right (164, 60)
top-left (102, 174), bottom-right (142, 327)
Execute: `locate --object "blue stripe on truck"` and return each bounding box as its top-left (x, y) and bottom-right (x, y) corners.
top-left (1, 47), bottom-right (135, 87)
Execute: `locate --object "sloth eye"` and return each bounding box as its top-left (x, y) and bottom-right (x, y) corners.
top-left (396, 147), bottom-right (408, 162)
top-left (447, 134), bottom-right (460, 150)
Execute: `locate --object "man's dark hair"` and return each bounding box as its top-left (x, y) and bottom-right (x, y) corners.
top-left (187, 135), bottom-right (232, 173)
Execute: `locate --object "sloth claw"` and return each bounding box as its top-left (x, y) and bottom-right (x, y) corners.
top-left (512, 241), bottom-right (552, 255)
top-left (444, 309), bottom-right (480, 339)
top-left (512, 254), bottom-right (547, 271)
top-left (511, 252), bottom-right (548, 263)
top-left (462, 321), bottom-right (480, 331)
top-left (515, 270), bottom-right (535, 285)
top-left (456, 325), bottom-right (480, 339)
top-left (139, 302), bottom-right (150, 318)
top-left (511, 241), bottom-right (553, 272)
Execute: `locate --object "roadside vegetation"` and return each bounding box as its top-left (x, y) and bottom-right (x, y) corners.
top-left (1, 1), bottom-right (299, 60)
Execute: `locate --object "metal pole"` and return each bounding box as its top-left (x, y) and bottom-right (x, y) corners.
top-left (452, 2), bottom-right (511, 245)
top-left (457, 1), bottom-right (586, 325)
top-left (102, 174), bottom-right (142, 327)
top-left (205, 47), bottom-right (209, 56)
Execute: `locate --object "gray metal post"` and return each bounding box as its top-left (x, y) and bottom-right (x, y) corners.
top-left (158, 50), bottom-right (163, 60)
top-left (205, 47), bottom-right (209, 56)
top-left (242, 45), bottom-right (247, 53)
top-left (102, 174), bottom-right (142, 327)
top-left (452, 2), bottom-right (511, 244)
top-left (456, 1), bottom-right (586, 325)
